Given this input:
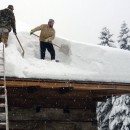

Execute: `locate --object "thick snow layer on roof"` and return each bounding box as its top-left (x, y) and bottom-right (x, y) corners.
top-left (1, 23), bottom-right (130, 83)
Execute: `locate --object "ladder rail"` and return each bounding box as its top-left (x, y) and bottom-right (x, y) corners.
top-left (2, 43), bottom-right (9, 130)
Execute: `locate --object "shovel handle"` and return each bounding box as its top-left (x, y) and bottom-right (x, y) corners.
top-left (33, 33), bottom-right (39, 38)
top-left (15, 34), bottom-right (25, 57)
top-left (32, 33), bottom-right (60, 48)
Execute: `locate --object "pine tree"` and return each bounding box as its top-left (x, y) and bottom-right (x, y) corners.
top-left (109, 95), bottom-right (130, 130)
top-left (99, 27), bottom-right (115, 47)
top-left (97, 98), bottom-right (112, 130)
top-left (118, 22), bottom-right (130, 50)
top-left (97, 95), bottom-right (130, 130)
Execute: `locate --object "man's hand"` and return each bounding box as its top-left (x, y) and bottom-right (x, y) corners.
top-left (45, 38), bottom-right (49, 42)
top-left (13, 31), bottom-right (17, 35)
top-left (30, 31), bottom-right (33, 35)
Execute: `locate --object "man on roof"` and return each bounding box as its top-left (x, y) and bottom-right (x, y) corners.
top-left (30, 19), bottom-right (56, 61)
top-left (0, 5), bottom-right (17, 47)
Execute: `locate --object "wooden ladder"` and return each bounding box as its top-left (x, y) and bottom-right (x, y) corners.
top-left (0, 43), bottom-right (9, 130)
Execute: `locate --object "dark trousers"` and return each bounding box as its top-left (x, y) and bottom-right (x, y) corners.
top-left (40, 41), bottom-right (55, 60)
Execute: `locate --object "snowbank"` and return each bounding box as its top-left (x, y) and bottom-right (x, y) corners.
top-left (2, 30), bottom-right (130, 83)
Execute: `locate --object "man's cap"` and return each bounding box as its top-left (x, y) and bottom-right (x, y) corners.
top-left (8, 5), bottom-right (14, 10)
top-left (48, 19), bottom-right (54, 23)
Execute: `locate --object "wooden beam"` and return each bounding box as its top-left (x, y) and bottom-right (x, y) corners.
top-left (0, 77), bottom-right (129, 108)
top-left (0, 77), bottom-right (130, 91)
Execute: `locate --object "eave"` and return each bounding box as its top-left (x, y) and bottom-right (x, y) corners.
top-left (0, 77), bottom-right (130, 109)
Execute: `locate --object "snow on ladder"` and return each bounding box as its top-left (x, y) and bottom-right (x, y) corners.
top-left (0, 43), bottom-right (9, 130)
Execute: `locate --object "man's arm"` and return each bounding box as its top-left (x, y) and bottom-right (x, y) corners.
top-left (31, 25), bottom-right (42, 33)
top-left (48, 30), bottom-right (55, 42)
top-left (11, 13), bottom-right (16, 34)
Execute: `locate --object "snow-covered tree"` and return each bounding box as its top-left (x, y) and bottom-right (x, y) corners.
top-left (109, 95), bottom-right (130, 130)
top-left (97, 95), bottom-right (130, 130)
top-left (99, 27), bottom-right (115, 47)
top-left (118, 22), bottom-right (130, 50)
top-left (97, 98), bottom-right (112, 130)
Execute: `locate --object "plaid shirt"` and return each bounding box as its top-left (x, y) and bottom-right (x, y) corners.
top-left (0, 8), bottom-right (16, 33)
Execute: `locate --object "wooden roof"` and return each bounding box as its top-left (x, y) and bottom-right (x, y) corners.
top-left (0, 77), bottom-right (130, 109)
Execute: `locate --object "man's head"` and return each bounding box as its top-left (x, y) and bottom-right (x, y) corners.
top-left (8, 5), bottom-right (14, 11)
top-left (48, 19), bottom-right (54, 28)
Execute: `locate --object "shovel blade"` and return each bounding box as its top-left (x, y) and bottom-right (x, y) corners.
top-left (59, 44), bottom-right (70, 55)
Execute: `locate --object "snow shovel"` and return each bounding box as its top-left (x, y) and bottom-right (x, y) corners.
top-left (32, 33), bottom-right (70, 55)
top-left (15, 34), bottom-right (25, 57)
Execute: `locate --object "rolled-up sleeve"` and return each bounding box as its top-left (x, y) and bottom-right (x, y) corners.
top-left (31, 25), bottom-right (42, 32)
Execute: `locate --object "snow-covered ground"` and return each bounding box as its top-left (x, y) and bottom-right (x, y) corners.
top-left (1, 22), bottom-right (130, 83)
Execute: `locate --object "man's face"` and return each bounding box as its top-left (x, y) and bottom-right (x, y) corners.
top-left (48, 22), bottom-right (54, 27)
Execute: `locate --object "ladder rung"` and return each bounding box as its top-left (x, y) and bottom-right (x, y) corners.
top-left (0, 71), bottom-right (4, 73)
top-left (0, 86), bottom-right (5, 89)
top-left (0, 113), bottom-right (6, 116)
top-left (0, 113), bottom-right (6, 120)
top-left (0, 113), bottom-right (6, 118)
top-left (0, 122), bottom-right (6, 125)
top-left (0, 104), bottom-right (5, 107)
top-left (0, 95), bottom-right (5, 98)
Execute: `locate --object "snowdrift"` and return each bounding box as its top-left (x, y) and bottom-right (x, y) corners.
top-left (2, 31), bottom-right (130, 83)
